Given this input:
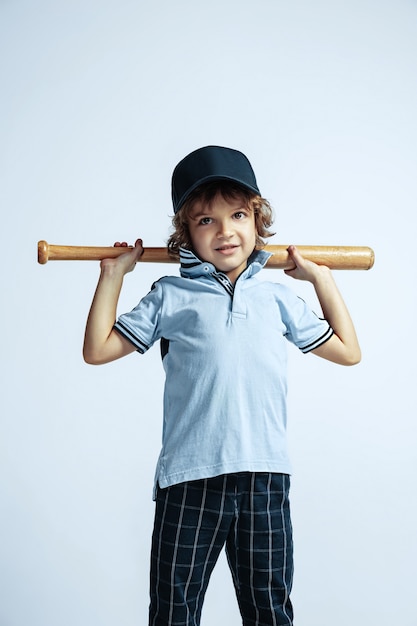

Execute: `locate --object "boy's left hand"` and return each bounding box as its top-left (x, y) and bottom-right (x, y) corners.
top-left (284, 245), bottom-right (329, 283)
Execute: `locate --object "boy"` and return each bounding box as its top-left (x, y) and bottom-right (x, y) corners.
top-left (83, 146), bottom-right (361, 626)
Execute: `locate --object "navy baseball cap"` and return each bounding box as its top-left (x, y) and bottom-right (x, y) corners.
top-left (171, 145), bottom-right (261, 214)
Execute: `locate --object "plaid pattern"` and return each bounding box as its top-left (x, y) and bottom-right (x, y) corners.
top-left (149, 473), bottom-right (293, 626)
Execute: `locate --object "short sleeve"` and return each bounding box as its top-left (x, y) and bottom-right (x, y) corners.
top-left (275, 285), bottom-right (334, 353)
top-left (113, 280), bottom-right (164, 353)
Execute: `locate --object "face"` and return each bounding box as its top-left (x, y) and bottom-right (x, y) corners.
top-left (188, 193), bottom-right (257, 284)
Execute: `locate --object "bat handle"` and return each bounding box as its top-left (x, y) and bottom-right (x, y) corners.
top-left (37, 241), bottom-right (172, 264)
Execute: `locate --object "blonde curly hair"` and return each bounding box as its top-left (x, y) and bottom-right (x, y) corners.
top-left (167, 181), bottom-right (275, 259)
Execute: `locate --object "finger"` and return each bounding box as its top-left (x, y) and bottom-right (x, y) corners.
top-left (284, 245), bottom-right (298, 271)
top-left (127, 238), bottom-right (143, 262)
top-left (287, 244), bottom-right (300, 261)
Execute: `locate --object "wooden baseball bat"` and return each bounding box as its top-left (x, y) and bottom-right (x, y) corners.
top-left (37, 240), bottom-right (374, 270)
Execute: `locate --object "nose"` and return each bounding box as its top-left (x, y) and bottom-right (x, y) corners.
top-left (217, 219), bottom-right (233, 238)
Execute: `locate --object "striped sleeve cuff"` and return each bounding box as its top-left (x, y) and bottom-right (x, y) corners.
top-left (299, 325), bottom-right (334, 354)
top-left (113, 321), bottom-right (149, 353)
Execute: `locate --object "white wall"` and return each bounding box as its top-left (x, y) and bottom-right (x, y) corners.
top-left (1, 1), bottom-right (416, 625)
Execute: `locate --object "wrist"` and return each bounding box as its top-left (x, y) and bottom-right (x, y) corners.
top-left (100, 262), bottom-right (126, 281)
top-left (311, 264), bottom-right (333, 287)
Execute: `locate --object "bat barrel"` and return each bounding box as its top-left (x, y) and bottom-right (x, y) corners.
top-left (268, 245), bottom-right (375, 270)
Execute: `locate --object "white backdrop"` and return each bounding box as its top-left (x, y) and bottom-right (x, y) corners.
top-left (1, 1), bottom-right (416, 625)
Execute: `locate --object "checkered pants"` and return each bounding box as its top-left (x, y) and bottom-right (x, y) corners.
top-left (149, 473), bottom-right (293, 626)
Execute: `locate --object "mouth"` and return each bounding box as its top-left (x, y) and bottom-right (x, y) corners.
top-left (215, 244), bottom-right (239, 254)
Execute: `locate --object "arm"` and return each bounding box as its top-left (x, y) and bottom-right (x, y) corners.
top-left (285, 245), bottom-right (361, 366)
top-left (83, 239), bottom-right (144, 365)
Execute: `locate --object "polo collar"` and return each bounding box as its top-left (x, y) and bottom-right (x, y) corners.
top-left (179, 247), bottom-right (272, 281)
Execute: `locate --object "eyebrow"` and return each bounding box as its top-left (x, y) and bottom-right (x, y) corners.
top-left (190, 204), bottom-right (249, 220)
top-left (190, 210), bottom-right (212, 220)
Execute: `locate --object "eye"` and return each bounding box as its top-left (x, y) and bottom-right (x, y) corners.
top-left (199, 217), bottom-right (212, 225)
top-left (233, 211), bottom-right (247, 220)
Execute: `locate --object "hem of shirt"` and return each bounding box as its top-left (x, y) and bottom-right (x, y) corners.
top-left (152, 460), bottom-right (292, 500)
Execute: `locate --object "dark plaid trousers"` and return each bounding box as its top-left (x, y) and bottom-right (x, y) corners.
top-left (149, 472), bottom-right (294, 626)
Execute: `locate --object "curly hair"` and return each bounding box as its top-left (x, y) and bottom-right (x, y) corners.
top-left (167, 181), bottom-right (275, 259)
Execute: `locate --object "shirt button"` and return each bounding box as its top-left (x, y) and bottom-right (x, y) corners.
top-left (203, 266), bottom-right (210, 272)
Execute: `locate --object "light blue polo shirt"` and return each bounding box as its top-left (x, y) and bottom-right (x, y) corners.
top-left (114, 248), bottom-right (333, 498)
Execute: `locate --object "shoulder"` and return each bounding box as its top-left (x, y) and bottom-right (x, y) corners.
top-left (248, 278), bottom-right (300, 302)
top-left (252, 279), bottom-right (320, 324)
top-left (147, 275), bottom-right (184, 293)
top-left (144, 275), bottom-right (205, 306)
top-left (152, 274), bottom-right (197, 292)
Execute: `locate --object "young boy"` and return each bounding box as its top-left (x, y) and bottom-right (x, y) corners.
top-left (83, 146), bottom-right (361, 626)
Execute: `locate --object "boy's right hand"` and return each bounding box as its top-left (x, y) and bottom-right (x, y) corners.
top-left (100, 238), bottom-right (144, 275)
